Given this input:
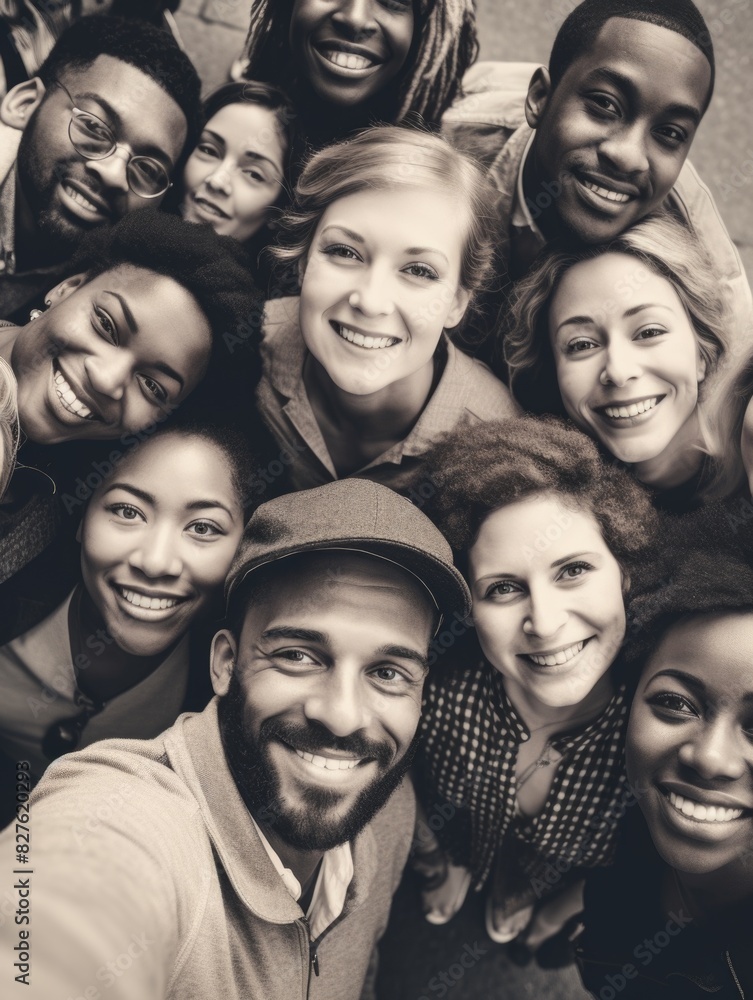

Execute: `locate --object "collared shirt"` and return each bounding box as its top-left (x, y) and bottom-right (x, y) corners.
top-left (256, 296), bottom-right (517, 493)
top-left (0, 587), bottom-right (191, 782)
top-left (251, 816), bottom-right (355, 940)
top-left (419, 660), bottom-right (630, 892)
top-left (0, 119), bottom-right (64, 322)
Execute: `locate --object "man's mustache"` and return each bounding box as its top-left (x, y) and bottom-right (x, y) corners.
top-left (260, 717), bottom-right (394, 768)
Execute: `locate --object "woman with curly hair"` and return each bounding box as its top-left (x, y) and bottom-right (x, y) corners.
top-left (504, 213), bottom-right (729, 510)
top-left (414, 415), bottom-right (660, 951)
top-left (232, 0), bottom-right (477, 173)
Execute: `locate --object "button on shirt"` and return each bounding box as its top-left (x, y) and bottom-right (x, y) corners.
top-left (256, 296), bottom-right (518, 493)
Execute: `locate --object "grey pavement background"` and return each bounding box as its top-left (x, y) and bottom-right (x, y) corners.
top-left (170, 3), bottom-right (752, 997)
top-left (175, 0), bottom-right (753, 279)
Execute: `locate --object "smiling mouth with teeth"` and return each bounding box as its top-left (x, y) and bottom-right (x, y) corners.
top-left (600, 397), bottom-right (662, 420)
top-left (53, 362), bottom-right (96, 420)
top-left (117, 586), bottom-right (184, 611)
top-left (319, 49), bottom-right (377, 71)
top-left (63, 183), bottom-right (107, 215)
top-left (524, 639), bottom-right (588, 667)
top-left (295, 749), bottom-right (363, 771)
top-left (581, 179), bottom-right (633, 203)
top-left (665, 790), bottom-right (747, 824)
top-left (333, 322), bottom-right (399, 350)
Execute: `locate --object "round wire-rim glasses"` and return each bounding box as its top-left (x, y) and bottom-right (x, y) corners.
top-left (54, 79), bottom-right (173, 199)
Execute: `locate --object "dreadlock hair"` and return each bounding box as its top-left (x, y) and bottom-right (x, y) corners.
top-left (421, 415), bottom-right (659, 589)
top-left (504, 212), bottom-right (728, 419)
top-left (36, 15), bottom-right (201, 154)
top-left (624, 548), bottom-right (753, 673)
top-left (241, 0), bottom-right (478, 125)
top-left (549, 0), bottom-right (715, 112)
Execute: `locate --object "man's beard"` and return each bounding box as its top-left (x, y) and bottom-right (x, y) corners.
top-left (16, 115), bottom-right (106, 256)
top-left (218, 671), bottom-right (420, 852)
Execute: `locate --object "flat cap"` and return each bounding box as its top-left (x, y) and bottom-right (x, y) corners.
top-left (226, 479), bottom-right (471, 627)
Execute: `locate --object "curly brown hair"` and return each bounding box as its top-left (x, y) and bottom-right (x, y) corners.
top-left (421, 415), bottom-right (659, 585)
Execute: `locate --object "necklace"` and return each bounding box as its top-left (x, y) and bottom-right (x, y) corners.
top-left (516, 741), bottom-right (559, 789)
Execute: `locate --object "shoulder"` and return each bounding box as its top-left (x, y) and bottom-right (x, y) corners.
top-left (443, 61), bottom-right (538, 129)
top-left (445, 342), bottom-right (519, 419)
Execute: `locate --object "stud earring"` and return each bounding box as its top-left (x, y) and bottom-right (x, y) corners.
top-left (29, 308), bottom-right (44, 321)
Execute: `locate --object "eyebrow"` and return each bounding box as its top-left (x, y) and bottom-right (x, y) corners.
top-left (320, 225), bottom-right (365, 244)
top-left (556, 303), bottom-right (676, 333)
top-left (376, 644), bottom-right (429, 671)
top-left (75, 91), bottom-right (174, 166)
top-left (261, 626), bottom-right (328, 643)
top-left (622, 303), bottom-right (676, 319)
top-left (102, 483), bottom-right (154, 504)
top-left (551, 551), bottom-right (599, 568)
top-left (585, 68), bottom-right (702, 126)
top-left (651, 668), bottom-right (753, 703)
top-left (102, 290), bottom-right (137, 333)
top-left (185, 499), bottom-right (236, 518)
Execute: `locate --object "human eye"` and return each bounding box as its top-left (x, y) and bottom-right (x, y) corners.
top-left (132, 157), bottom-right (166, 187)
top-left (241, 166), bottom-right (268, 184)
top-left (654, 124), bottom-right (688, 148)
top-left (77, 110), bottom-right (112, 141)
top-left (185, 520), bottom-right (224, 539)
top-left (321, 243), bottom-right (361, 262)
top-left (565, 336), bottom-right (599, 355)
top-left (196, 139), bottom-right (221, 159)
top-left (585, 93), bottom-right (621, 117)
top-left (138, 374), bottom-right (168, 405)
top-left (379, 0), bottom-right (412, 11)
top-left (370, 663), bottom-right (423, 691)
top-left (92, 305), bottom-right (118, 345)
top-left (646, 691), bottom-right (699, 720)
top-left (635, 326), bottom-right (667, 341)
top-left (558, 560), bottom-right (593, 582)
top-left (107, 502), bottom-right (144, 523)
top-left (485, 579), bottom-right (523, 600)
top-left (401, 262), bottom-right (439, 281)
top-left (274, 648), bottom-right (320, 667)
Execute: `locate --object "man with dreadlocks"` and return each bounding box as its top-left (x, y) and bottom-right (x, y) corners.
top-left (230, 0), bottom-right (478, 179)
top-left (443, 0), bottom-right (752, 370)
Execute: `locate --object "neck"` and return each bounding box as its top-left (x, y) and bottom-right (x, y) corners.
top-left (304, 353), bottom-right (436, 441)
top-left (672, 864), bottom-right (753, 920)
top-left (633, 410), bottom-right (704, 490)
top-left (255, 816), bottom-right (323, 892)
top-left (13, 167), bottom-right (58, 270)
top-left (505, 669), bottom-right (615, 735)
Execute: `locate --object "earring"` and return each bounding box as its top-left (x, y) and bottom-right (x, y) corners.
top-left (29, 308), bottom-right (44, 321)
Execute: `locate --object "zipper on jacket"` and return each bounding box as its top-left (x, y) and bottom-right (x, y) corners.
top-left (300, 916), bottom-right (320, 1000)
top-left (726, 951), bottom-right (745, 999)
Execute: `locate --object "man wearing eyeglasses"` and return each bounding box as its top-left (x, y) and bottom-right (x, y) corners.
top-left (0, 15), bottom-right (201, 324)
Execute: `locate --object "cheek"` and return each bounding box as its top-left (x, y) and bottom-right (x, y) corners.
top-left (183, 156), bottom-right (209, 193)
top-left (472, 604), bottom-right (516, 656)
top-left (626, 711), bottom-right (665, 785)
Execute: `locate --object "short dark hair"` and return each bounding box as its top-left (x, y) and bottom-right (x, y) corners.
top-left (70, 211), bottom-right (262, 405)
top-left (36, 15), bottom-right (201, 154)
top-left (625, 549), bottom-right (753, 670)
top-left (549, 0), bottom-right (715, 112)
top-left (421, 416), bottom-right (659, 586)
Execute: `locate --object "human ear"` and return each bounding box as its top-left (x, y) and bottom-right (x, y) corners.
top-left (696, 350), bottom-right (707, 384)
top-left (444, 287), bottom-right (472, 330)
top-left (525, 67), bottom-right (552, 129)
top-left (44, 273), bottom-right (88, 306)
top-left (210, 628), bottom-right (238, 697)
top-left (0, 78), bottom-right (46, 131)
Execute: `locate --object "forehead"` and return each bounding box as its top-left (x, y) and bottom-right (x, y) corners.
top-left (551, 253), bottom-right (682, 319)
top-left (645, 612), bottom-right (753, 697)
top-left (88, 433), bottom-right (237, 510)
top-left (470, 494), bottom-right (608, 569)
top-left (58, 54), bottom-right (187, 163)
top-left (563, 16), bottom-right (711, 114)
top-left (204, 103), bottom-right (286, 165)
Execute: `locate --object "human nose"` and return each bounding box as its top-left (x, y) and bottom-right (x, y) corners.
top-left (203, 159), bottom-right (233, 196)
top-left (128, 524), bottom-right (183, 579)
top-left (332, 0), bottom-right (378, 37)
top-left (303, 666), bottom-right (372, 738)
top-left (83, 145), bottom-right (131, 194)
top-left (522, 584), bottom-right (569, 640)
top-left (599, 122), bottom-right (650, 177)
top-left (600, 339), bottom-right (641, 388)
top-left (678, 718), bottom-right (747, 783)
top-left (348, 267), bottom-right (395, 319)
top-left (84, 349), bottom-right (131, 402)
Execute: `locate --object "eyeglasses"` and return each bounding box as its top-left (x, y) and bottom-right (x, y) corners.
top-left (54, 79), bottom-right (172, 199)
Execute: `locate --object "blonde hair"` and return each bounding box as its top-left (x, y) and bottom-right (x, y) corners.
top-left (702, 349), bottom-right (753, 498)
top-left (504, 213), bottom-right (729, 419)
top-left (0, 356), bottom-right (19, 499)
top-left (271, 125), bottom-right (497, 304)
top-left (242, 0), bottom-right (477, 125)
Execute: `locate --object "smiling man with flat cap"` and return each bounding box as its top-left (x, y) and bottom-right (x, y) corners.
top-left (0, 478), bottom-right (470, 1000)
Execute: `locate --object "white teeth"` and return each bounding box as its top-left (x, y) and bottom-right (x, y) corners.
top-left (582, 180), bottom-right (631, 203)
top-left (64, 183), bottom-right (102, 213)
top-left (295, 749), bottom-right (360, 771)
top-left (324, 50), bottom-right (373, 70)
top-left (336, 325), bottom-right (398, 350)
top-left (667, 791), bottom-right (744, 823)
top-left (119, 588), bottom-right (180, 611)
top-left (528, 640), bottom-right (585, 667)
top-left (603, 397), bottom-right (658, 419)
top-left (53, 366), bottom-right (95, 419)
